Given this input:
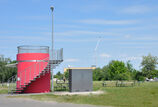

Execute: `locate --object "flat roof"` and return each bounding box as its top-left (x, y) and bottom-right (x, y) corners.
top-left (64, 67), bottom-right (96, 72)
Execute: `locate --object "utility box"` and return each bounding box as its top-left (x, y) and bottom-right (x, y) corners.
top-left (68, 68), bottom-right (93, 92)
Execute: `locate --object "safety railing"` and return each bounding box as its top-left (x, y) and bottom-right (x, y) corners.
top-left (7, 75), bottom-right (17, 94)
top-left (18, 45), bottom-right (49, 54)
top-left (8, 57), bottom-right (50, 94)
top-left (18, 57), bottom-right (49, 88)
top-left (52, 48), bottom-right (63, 62)
top-left (7, 48), bottom-right (63, 94)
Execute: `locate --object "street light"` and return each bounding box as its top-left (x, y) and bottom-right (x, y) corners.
top-left (50, 6), bottom-right (54, 91)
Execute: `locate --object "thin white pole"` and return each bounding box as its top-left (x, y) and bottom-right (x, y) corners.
top-left (94, 37), bottom-right (101, 67)
top-left (50, 6), bottom-right (54, 91)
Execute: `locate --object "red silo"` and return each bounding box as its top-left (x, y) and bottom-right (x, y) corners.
top-left (16, 46), bottom-right (51, 93)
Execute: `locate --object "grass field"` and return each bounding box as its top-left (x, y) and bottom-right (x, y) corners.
top-left (0, 83), bottom-right (8, 94)
top-left (7, 81), bottom-right (158, 107)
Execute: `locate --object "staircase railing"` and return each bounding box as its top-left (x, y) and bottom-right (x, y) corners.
top-left (18, 57), bottom-right (49, 88)
top-left (7, 75), bottom-right (17, 94)
top-left (8, 57), bottom-right (49, 94)
top-left (7, 48), bottom-right (63, 94)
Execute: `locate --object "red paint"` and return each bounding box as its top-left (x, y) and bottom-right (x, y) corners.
top-left (16, 53), bottom-right (50, 93)
top-left (23, 71), bottom-right (51, 93)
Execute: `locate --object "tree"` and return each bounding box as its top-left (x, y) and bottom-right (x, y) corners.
top-left (107, 60), bottom-right (130, 80)
top-left (102, 65), bottom-right (111, 80)
top-left (135, 71), bottom-right (145, 81)
top-left (93, 68), bottom-right (103, 81)
top-left (141, 54), bottom-right (158, 78)
top-left (126, 60), bottom-right (134, 72)
top-left (54, 71), bottom-right (63, 79)
top-left (63, 70), bottom-right (69, 80)
top-left (0, 56), bottom-right (17, 83)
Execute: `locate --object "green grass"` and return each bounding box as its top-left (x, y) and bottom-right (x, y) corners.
top-left (0, 83), bottom-right (8, 94)
top-left (8, 81), bottom-right (158, 107)
top-left (0, 88), bottom-right (8, 94)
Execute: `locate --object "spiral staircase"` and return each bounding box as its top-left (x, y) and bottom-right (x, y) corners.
top-left (7, 48), bottom-right (63, 94)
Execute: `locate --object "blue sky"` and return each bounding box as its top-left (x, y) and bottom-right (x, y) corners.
top-left (0, 0), bottom-right (158, 73)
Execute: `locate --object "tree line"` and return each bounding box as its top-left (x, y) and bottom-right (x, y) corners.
top-left (54, 71), bottom-right (69, 80)
top-left (93, 54), bottom-right (158, 81)
top-left (0, 56), bottom-right (17, 83)
top-left (55, 54), bottom-right (158, 81)
top-left (1, 54), bottom-right (158, 82)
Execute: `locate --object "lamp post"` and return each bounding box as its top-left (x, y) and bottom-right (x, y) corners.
top-left (50, 6), bottom-right (54, 91)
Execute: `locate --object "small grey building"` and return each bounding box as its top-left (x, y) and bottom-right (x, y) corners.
top-left (67, 67), bottom-right (95, 92)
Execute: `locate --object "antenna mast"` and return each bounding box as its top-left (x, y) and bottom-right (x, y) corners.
top-left (94, 37), bottom-right (102, 67)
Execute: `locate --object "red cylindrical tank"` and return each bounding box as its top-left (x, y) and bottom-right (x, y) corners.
top-left (16, 46), bottom-right (50, 93)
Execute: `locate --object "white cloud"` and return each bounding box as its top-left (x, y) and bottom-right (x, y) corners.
top-left (118, 54), bottom-right (142, 61)
top-left (80, 4), bottom-right (105, 13)
top-left (119, 54), bottom-right (128, 58)
top-left (65, 58), bottom-right (79, 62)
top-left (100, 53), bottom-right (111, 58)
top-left (121, 46), bottom-right (156, 49)
top-left (115, 41), bottom-right (158, 45)
top-left (18, 15), bottom-right (49, 20)
top-left (56, 24), bottom-right (83, 29)
top-left (0, 35), bottom-right (49, 41)
top-left (79, 19), bottom-right (139, 25)
top-left (121, 5), bottom-right (151, 14)
top-left (125, 56), bottom-right (142, 61)
top-left (55, 30), bottom-right (121, 36)
top-left (124, 34), bottom-right (131, 39)
top-left (56, 38), bottom-right (96, 42)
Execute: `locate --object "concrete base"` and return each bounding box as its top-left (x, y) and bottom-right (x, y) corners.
top-left (7, 91), bottom-right (105, 96)
top-left (53, 91), bottom-right (104, 96)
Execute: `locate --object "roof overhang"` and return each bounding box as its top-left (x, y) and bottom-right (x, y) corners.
top-left (64, 67), bottom-right (96, 72)
top-left (5, 63), bottom-right (17, 68)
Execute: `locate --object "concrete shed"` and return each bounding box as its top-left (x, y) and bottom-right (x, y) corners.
top-left (66, 67), bottom-right (95, 92)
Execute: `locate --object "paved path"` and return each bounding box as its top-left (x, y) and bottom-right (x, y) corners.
top-left (0, 94), bottom-right (106, 107)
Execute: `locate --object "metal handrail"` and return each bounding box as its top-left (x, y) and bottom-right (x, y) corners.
top-left (7, 48), bottom-right (63, 94)
top-left (7, 75), bottom-right (17, 94)
top-left (8, 56), bottom-right (49, 94)
top-left (19, 57), bottom-right (49, 74)
top-left (18, 45), bottom-right (49, 54)
top-left (19, 57), bottom-right (49, 87)
top-left (52, 48), bottom-right (63, 61)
